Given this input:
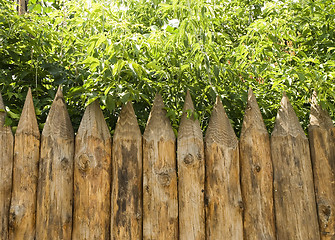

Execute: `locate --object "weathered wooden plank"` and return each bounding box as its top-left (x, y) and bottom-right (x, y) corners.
top-left (111, 101), bottom-right (142, 240)
top-left (36, 87), bottom-right (74, 240)
top-left (0, 92), bottom-right (14, 240)
top-left (309, 93), bottom-right (335, 240)
top-left (178, 90), bottom-right (205, 240)
top-left (204, 96), bottom-right (243, 240)
top-left (239, 88), bottom-right (276, 240)
top-left (271, 93), bottom-right (320, 240)
top-left (143, 93), bottom-right (178, 240)
top-left (72, 100), bottom-right (112, 240)
top-left (9, 88), bottom-right (40, 240)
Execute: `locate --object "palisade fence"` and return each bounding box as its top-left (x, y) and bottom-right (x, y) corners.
top-left (0, 86), bottom-right (334, 240)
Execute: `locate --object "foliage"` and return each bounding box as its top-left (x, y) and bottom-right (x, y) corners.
top-left (0, 0), bottom-right (334, 135)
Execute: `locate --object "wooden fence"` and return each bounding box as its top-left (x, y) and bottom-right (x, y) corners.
top-left (0, 86), bottom-right (334, 240)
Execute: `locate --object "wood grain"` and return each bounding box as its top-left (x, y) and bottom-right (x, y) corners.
top-left (309, 92), bottom-right (335, 240)
top-left (271, 93), bottom-right (320, 240)
top-left (239, 88), bottom-right (275, 240)
top-left (72, 100), bottom-right (111, 240)
top-left (143, 93), bottom-right (178, 240)
top-left (9, 88), bottom-right (40, 240)
top-left (36, 87), bottom-right (74, 240)
top-left (111, 101), bottom-right (142, 240)
top-left (178, 90), bottom-right (205, 240)
top-left (0, 92), bottom-right (14, 240)
top-left (205, 96), bottom-right (243, 240)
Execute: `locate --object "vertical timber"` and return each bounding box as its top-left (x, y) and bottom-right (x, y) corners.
top-left (239, 88), bottom-right (276, 240)
top-left (9, 88), bottom-right (40, 240)
top-left (0, 92), bottom-right (14, 240)
top-left (143, 93), bottom-right (178, 240)
top-left (36, 87), bottom-right (74, 240)
top-left (271, 93), bottom-right (320, 239)
top-left (309, 93), bottom-right (335, 239)
top-left (111, 101), bottom-right (142, 240)
top-left (72, 100), bottom-right (112, 239)
top-left (204, 96), bottom-right (243, 240)
top-left (178, 90), bottom-right (205, 240)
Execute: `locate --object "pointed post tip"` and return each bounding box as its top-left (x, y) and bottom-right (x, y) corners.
top-left (241, 87), bottom-right (267, 136)
top-left (114, 100), bottom-right (141, 138)
top-left (272, 92), bottom-right (306, 137)
top-left (310, 91), bottom-right (334, 129)
top-left (144, 92), bottom-right (175, 140)
top-left (16, 87), bottom-right (39, 136)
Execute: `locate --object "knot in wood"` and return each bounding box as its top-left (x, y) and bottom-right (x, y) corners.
top-left (61, 157), bottom-right (69, 170)
top-left (238, 201), bottom-right (244, 210)
top-left (136, 212), bottom-right (141, 220)
top-left (158, 172), bottom-right (171, 186)
top-left (184, 153), bottom-right (194, 164)
top-left (78, 154), bottom-right (91, 172)
top-left (320, 204), bottom-right (331, 225)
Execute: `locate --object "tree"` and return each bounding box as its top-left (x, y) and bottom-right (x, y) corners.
top-left (0, 0), bottom-right (334, 134)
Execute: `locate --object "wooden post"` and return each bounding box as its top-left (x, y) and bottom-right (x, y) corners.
top-left (239, 88), bottom-right (276, 240)
top-left (36, 87), bottom-right (74, 240)
top-left (309, 93), bottom-right (335, 239)
top-left (271, 93), bottom-right (320, 239)
top-left (205, 96), bottom-right (243, 240)
top-left (18, 0), bottom-right (26, 15)
top-left (178, 90), bottom-right (205, 240)
top-left (143, 93), bottom-right (178, 240)
top-left (72, 100), bottom-right (112, 239)
top-left (9, 88), bottom-right (40, 240)
top-left (0, 92), bottom-right (14, 240)
top-left (111, 101), bottom-right (142, 240)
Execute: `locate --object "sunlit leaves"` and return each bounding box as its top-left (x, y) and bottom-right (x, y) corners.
top-left (0, 0), bottom-right (334, 135)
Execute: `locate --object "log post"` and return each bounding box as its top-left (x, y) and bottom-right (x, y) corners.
top-left (178, 90), bottom-right (205, 240)
top-left (9, 88), bottom-right (40, 240)
top-left (0, 92), bottom-right (14, 240)
top-left (309, 93), bottom-right (335, 239)
top-left (205, 96), bottom-right (243, 240)
top-left (36, 87), bottom-right (74, 240)
top-left (18, 0), bottom-right (26, 15)
top-left (72, 100), bottom-right (112, 239)
top-left (111, 101), bottom-right (142, 240)
top-left (143, 93), bottom-right (178, 240)
top-left (271, 93), bottom-right (320, 239)
top-left (239, 88), bottom-right (276, 240)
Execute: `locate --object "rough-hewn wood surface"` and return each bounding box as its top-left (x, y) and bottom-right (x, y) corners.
top-left (9, 89), bottom-right (40, 240)
top-left (178, 90), bottom-right (205, 240)
top-left (143, 93), bottom-right (178, 240)
top-left (72, 100), bottom-right (111, 240)
top-left (111, 101), bottom-right (142, 240)
top-left (205, 96), bottom-right (243, 240)
top-left (0, 92), bottom-right (14, 240)
top-left (271, 93), bottom-right (320, 240)
top-left (239, 88), bottom-right (276, 240)
top-left (309, 93), bottom-right (335, 240)
top-left (36, 87), bottom-right (74, 240)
